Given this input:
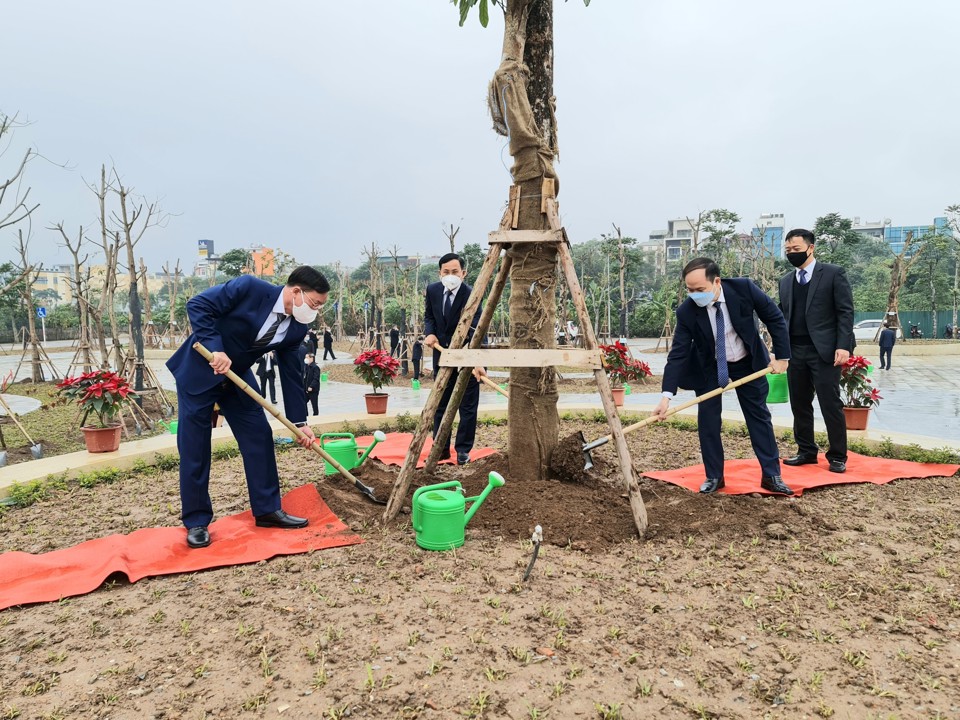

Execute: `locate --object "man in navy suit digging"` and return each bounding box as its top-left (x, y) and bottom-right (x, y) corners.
top-left (423, 253), bottom-right (487, 465)
top-left (166, 266), bottom-right (328, 548)
top-left (652, 257), bottom-right (793, 495)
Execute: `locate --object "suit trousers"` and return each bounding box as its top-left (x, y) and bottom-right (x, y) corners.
top-left (787, 343), bottom-right (847, 462)
top-left (433, 368), bottom-right (480, 456)
top-left (259, 375), bottom-right (276, 403)
top-left (695, 358), bottom-right (781, 479)
top-left (177, 380), bottom-right (281, 528)
top-left (879, 346), bottom-right (892, 369)
top-left (306, 389), bottom-right (319, 416)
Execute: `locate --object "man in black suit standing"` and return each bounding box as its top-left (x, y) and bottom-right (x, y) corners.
top-left (411, 335), bottom-right (424, 381)
top-left (303, 353), bottom-right (320, 415)
top-left (878, 322), bottom-right (896, 370)
top-left (778, 228), bottom-right (855, 474)
top-left (255, 350), bottom-right (278, 404)
top-left (322, 326), bottom-right (336, 360)
top-left (652, 258), bottom-right (793, 495)
top-left (423, 253), bottom-right (487, 465)
top-left (389, 325), bottom-right (400, 357)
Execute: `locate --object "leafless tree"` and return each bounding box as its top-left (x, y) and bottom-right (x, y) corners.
top-left (88, 166), bottom-right (122, 366)
top-left (362, 243), bottom-right (383, 348)
top-left (52, 222), bottom-right (98, 372)
top-left (442, 222), bottom-right (461, 254)
top-left (884, 230), bottom-right (926, 334)
top-left (0, 113), bottom-right (39, 235)
top-left (13, 230), bottom-right (45, 381)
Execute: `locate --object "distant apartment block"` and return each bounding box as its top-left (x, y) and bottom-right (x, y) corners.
top-left (852, 216), bottom-right (949, 255)
top-left (752, 213), bottom-right (785, 258)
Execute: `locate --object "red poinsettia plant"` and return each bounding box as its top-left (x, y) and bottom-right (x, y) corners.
top-left (56, 370), bottom-right (139, 428)
top-left (840, 355), bottom-right (882, 408)
top-left (600, 341), bottom-right (653, 388)
top-left (353, 349), bottom-right (401, 395)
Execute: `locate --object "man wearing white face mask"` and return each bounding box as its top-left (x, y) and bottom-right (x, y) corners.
top-left (652, 258), bottom-right (794, 496)
top-left (166, 266), bottom-right (329, 549)
top-left (423, 252), bottom-right (487, 464)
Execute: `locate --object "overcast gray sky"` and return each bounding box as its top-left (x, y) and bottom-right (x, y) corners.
top-left (4, 0), bottom-right (959, 274)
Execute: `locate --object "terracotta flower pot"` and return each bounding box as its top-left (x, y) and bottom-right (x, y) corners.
top-left (610, 387), bottom-right (625, 407)
top-left (843, 406), bottom-right (870, 431)
top-left (364, 393), bottom-right (389, 415)
top-left (82, 425), bottom-right (122, 453)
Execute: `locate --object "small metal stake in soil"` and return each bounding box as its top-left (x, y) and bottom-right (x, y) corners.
top-left (523, 525), bottom-right (543, 582)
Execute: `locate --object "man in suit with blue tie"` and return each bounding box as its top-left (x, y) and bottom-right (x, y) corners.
top-left (166, 266), bottom-right (329, 548)
top-left (652, 258), bottom-right (794, 495)
top-left (423, 253), bottom-right (487, 465)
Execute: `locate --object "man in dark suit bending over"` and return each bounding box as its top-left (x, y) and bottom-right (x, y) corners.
top-left (166, 266), bottom-right (328, 548)
top-left (423, 253), bottom-right (487, 465)
top-left (778, 228), bottom-right (855, 474)
top-left (652, 258), bottom-right (793, 495)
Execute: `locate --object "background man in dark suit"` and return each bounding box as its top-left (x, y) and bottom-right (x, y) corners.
top-left (423, 252), bottom-right (486, 465)
top-left (303, 353), bottom-right (320, 415)
top-left (254, 350), bottom-right (277, 403)
top-left (411, 335), bottom-right (424, 381)
top-left (878, 321), bottom-right (896, 370)
top-left (166, 267), bottom-right (328, 549)
top-left (322, 326), bottom-right (336, 360)
top-left (389, 325), bottom-right (400, 357)
top-left (653, 258), bottom-right (793, 495)
top-left (778, 228), bottom-right (855, 474)
top-left (305, 327), bottom-right (319, 356)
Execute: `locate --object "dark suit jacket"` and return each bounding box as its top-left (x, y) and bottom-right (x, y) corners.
top-left (423, 282), bottom-right (483, 348)
top-left (662, 278), bottom-right (790, 394)
top-left (303, 363), bottom-right (320, 392)
top-left (166, 274), bottom-right (308, 423)
top-left (778, 262), bottom-right (855, 363)
top-left (323, 330), bottom-right (334, 348)
top-left (255, 352), bottom-right (276, 380)
top-left (879, 328), bottom-right (896, 349)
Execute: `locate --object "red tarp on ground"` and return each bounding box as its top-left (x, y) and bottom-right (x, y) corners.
top-left (0, 484), bottom-right (361, 611)
top-left (359, 433), bottom-right (498, 468)
top-left (642, 452), bottom-right (959, 496)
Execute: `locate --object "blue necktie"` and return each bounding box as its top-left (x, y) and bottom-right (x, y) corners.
top-left (714, 302), bottom-right (729, 387)
top-left (798, 268), bottom-right (808, 286)
top-left (443, 290), bottom-right (453, 320)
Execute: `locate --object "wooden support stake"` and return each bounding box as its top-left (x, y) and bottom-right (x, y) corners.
top-left (383, 244), bottom-right (505, 523)
top-left (556, 238), bottom-right (648, 537)
top-left (510, 184), bottom-right (521, 229)
top-left (439, 348), bottom-right (600, 368)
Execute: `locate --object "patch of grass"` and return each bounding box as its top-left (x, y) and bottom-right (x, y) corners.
top-left (211, 442), bottom-right (240, 461)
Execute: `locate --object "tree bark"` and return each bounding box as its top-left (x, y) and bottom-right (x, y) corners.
top-left (504, 0), bottom-right (559, 483)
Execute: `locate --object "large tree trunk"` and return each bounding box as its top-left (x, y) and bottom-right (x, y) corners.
top-left (503, 0), bottom-right (560, 483)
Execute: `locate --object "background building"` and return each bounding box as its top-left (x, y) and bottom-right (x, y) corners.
top-left (852, 216), bottom-right (949, 255)
top-left (752, 212), bottom-right (785, 258)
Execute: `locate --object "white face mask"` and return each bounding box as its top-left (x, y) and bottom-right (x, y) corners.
top-left (440, 274), bottom-right (463, 292)
top-left (291, 291), bottom-right (319, 324)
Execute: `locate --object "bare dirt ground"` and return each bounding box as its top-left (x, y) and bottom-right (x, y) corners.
top-left (1, 418), bottom-right (959, 719)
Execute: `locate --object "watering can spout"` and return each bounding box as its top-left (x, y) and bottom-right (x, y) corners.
top-left (463, 472), bottom-right (505, 527)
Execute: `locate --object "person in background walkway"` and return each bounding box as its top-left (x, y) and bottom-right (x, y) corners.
top-left (778, 228), bottom-right (855, 475)
top-left (653, 257), bottom-right (793, 495)
top-left (389, 325), bottom-right (400, 357)
top-left (412, 335), bottom-right (424, 381)
top-left (878, 322), bottom-right (896, 370)
top-left (303, 353), bottom-right (320, 415)
top-left (305, 327), bottom-right (319, 356)
top-left (322, 326), bottom-right (336, 360)
top-left (165, 266), bottom-right (328, 549)
top-left (255, 351), bottom-right (277, 404)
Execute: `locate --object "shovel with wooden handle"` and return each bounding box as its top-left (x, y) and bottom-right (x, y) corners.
top-left (434, 344), bottom-right (508, 398)
top-left (192, 342), bottom-right (385, 504)
top-left (580, 367), bottom-right (774, 470)
top-left (0, 393), bottom-right (43, 460)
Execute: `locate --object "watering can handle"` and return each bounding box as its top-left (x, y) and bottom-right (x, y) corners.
top-left (319, 433), bottom-right (355, 448)
top-left (412, 481), bottom-right (463, 533)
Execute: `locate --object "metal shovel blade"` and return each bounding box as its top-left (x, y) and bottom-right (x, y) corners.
top-left (30, 443), bottom-right (43, 460)
top-left (0, 450), bottom-right (7, 467)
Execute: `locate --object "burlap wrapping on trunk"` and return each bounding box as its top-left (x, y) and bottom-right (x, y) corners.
top-left (488, 59), bottom-right (558, 187)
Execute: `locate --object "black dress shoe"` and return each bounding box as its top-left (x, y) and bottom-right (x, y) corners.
top-left (828, 460), bottom-right (846, 474)
top-left (783, 454), bottom-right (818, 466)
top-left (760, 476), bottom-right (794, 495)
top-left (699, 477), bottom-right (725, 494)
top-left (255, 510), bottom-right (309, 529)
top-left (457, 451), bottom-right (470, 465)
top-left (186, 526), bottom-right (211, 549)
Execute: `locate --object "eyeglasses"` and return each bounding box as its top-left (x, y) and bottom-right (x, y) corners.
top-left (299, 290), bottom-right (325, 310)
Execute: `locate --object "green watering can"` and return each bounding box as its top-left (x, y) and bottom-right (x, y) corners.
top-left (157, 419), bottom-right (179, 434)
top-left (412, 472), bottom-right (505, 551)
top-left (320, 430), bottom-right (386, 475)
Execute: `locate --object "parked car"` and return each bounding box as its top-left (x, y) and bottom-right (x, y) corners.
top-left (852, 319), bottom-right (904, 341)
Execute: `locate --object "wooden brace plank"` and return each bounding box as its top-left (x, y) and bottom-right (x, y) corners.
top-left (487, 229), bottom-right (565, 245)
top-left (439, 348), bottom-right (601, 369)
